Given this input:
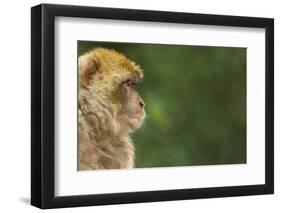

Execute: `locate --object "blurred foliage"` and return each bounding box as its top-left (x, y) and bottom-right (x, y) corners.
top-left (78, 41), bottom-right (246, 168)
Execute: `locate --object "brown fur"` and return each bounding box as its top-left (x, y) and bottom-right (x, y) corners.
top-left (78, 48), bottom-right (145, 170)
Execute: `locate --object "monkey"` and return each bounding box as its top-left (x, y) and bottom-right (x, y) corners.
top-left (78, 48), bottom-right (145, 170)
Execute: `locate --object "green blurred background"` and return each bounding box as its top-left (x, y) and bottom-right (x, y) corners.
top-left (78, 41), bottom-right (246, 168)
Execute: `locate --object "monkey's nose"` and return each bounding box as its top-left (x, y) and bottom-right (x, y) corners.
top-left (139, 99), bottom-right (145, 108)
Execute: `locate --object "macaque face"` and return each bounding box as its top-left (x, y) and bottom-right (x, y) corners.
top-left (79, 48), bottom-right (145, 133)
top-left (118, 77), bottom-right (145, 132)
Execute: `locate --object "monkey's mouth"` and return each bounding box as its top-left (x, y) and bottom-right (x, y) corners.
top-left (127, 113), bottom-right (145, 131)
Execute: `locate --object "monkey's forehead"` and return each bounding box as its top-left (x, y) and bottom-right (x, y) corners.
top-left (91, 48), bottom-right (143, 78)
top-left (119, 59), bottom-right (143, 78)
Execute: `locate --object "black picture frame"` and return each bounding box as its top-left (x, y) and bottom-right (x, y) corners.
top-left (31, 3), bottom-right (274, 209)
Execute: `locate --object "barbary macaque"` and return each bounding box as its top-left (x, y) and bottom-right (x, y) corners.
top-left (78, 48), bottom-right (145, 170)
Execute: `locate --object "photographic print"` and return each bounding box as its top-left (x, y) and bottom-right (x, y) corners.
top-left (78, 41), bottom-right (246, 170)
top-left (31, 4), bottom-right (273, 208)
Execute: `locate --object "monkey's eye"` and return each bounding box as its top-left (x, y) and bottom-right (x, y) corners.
top-left (123, 78), bottom-right (142, 88)
top-left (123, 79), bottom-right (135, 86)
top-left (123, 79), bottom-right (131, 85)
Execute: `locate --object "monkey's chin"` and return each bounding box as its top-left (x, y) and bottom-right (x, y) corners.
top-left (127, 116), bottom-right (144, 132)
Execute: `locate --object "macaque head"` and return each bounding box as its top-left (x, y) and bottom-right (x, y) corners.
top-left (79, 48), bottom-right (145, 134)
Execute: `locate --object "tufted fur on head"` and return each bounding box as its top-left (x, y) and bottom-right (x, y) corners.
top-left (78, 48), bottom-right (145, 170)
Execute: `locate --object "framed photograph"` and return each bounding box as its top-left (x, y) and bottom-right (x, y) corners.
top-left (31, 3), bottom-right (274, 209)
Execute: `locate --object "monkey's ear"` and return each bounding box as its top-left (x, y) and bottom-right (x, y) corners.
top-left (79, 55), bottom-right (99, 88)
